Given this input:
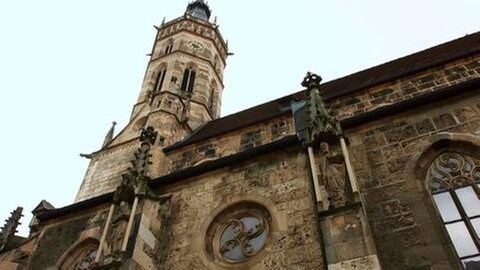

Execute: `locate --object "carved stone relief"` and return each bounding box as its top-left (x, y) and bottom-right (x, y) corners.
top-left (319, 142), bottom-right (350, 208)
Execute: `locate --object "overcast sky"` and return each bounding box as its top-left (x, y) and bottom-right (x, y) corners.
top-left (0, 1), bottom-right (478, 236)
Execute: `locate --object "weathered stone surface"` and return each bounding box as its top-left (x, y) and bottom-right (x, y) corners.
top-left (348, 91), bottom-right (480, 269)
top-left (158, 148), bottom-right (325, 269)
top-left (29, 215), bottom-right (94, 269)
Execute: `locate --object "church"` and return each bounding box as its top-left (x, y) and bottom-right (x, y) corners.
top-left (1, 1), bottom-right (480, 269)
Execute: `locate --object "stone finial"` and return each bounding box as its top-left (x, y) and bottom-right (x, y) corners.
top-left (186, 0), bottom-right (212, 21)
top-left (293, 72), bottom-right (342, 146)
top-left (301, 71), bottom-right (322, 89)
top-left (102, 121), bottom-right (117, 148)
top-left (0, 207), bottom-right (23, 252)
top-left (113, 126), bottom-right (158, 204)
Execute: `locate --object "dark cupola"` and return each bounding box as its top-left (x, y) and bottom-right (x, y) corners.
top-left (186, 0), bottom-right (212, 21)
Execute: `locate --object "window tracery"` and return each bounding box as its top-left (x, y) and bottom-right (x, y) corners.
top-left (428, 152), bottom-right (480, 268)
top-left (218, 215), bottom-right (268, 263)
top-left (205, 202), bottom-right (271, 265)
top-left (72, 247), bottom-right (97, 270)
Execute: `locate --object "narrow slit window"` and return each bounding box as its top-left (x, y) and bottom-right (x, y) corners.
top-left (209, 88), bottom-right (215, 112)
top-left (154, 69), bottom-right (166, 92)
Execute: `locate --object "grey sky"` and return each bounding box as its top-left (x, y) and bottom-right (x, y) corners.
top-left (0, 1), bottom-right (478, 236)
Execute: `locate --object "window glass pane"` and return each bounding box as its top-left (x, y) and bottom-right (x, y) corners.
top-left (433, 192), bottom-right (461, 222)
top-left (456, 186), bottom-right (480, 217)
top-left (463, 256), bottom-right (480, 270)
top-left (446, 222), bottom-right (478, 257)
top-left (471, 218), bottom-right (480, 238)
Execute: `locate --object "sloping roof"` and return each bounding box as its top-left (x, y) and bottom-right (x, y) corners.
top-left (165, 32), bottom-right (480, 151)
top-left (164, 93), bottom-right (300, 152)
top-left (32, 200), bottom-right (55, 215)
top-left (321, 32), bottom-right (480, 98)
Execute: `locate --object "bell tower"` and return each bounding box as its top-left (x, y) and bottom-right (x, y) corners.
top-left (75, 0), bottom-right (229, 202)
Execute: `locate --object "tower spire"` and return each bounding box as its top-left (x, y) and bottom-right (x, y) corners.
top-left (102, 121), bottom-right (117, 148)
top-left (186, 0), bottom-right (212, 21)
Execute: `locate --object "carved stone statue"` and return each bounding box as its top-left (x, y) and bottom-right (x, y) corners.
top-left (320, 142), bottom-right (349, 208)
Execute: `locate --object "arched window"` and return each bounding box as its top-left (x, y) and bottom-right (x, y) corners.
top-left (154, 68), bottom-right (166, 92)
top-left (181, 67), bottom-right (196, 93)
top-left (428, 152), bottom-right (480, 269)
top-left (164, 40), bottom-right (173, 55)
top-left (58, 239), bottom-right (99, 270)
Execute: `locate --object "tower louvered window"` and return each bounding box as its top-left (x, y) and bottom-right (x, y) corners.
top-left (154, 69), bottom-right (166, 92)
top-left (428, 152), bottom-right (480, 269)
top-left (181, 68), bottom-right (196, 93)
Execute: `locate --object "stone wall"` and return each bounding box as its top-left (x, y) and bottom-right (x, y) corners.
top-left (29, 213), bottom-right (100, 269)
top-left (159, 146), bottom-right (324, 269)
top-left (166, 115), bottom-right (294, 173)
top-left (346, 91), bottom-right (480, 269)
top-left (75, 141), bottom-right (137, 202)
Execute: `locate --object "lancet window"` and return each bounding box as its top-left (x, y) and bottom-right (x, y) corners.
top-left (181, 67), bottom-right (196, 93)
top-left (154, 69), bottom-right (166, 92)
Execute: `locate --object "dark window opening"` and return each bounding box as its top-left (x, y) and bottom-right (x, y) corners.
top-left (154, 69), bottom-right (166, 92)
top-left (164, 44), bottom-right (173, 54)
top-left (209, 89), bottom-right (215, 113)
top-left (158, 136), bottom-right (165, 146)
top-left (181, 68), bottom-right (196, 93)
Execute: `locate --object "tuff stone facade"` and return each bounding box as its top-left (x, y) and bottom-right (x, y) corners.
top-left (1, 2), bottom-right (480, 270)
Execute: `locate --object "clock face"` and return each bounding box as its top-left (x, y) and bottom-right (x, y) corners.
top-left (188, 40), bottom-right (204, 52)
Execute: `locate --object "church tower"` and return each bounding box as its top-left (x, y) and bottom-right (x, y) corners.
top-left (75, 0), bottom-right (229, 202)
